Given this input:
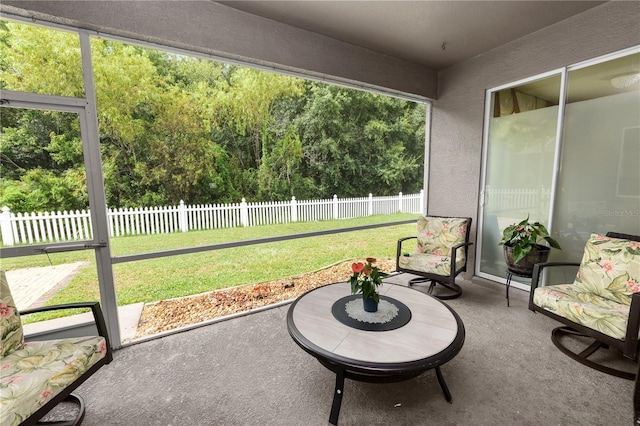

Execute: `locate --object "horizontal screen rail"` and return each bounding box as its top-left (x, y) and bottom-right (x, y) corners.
top-left (111, 220), bottom-right (415, 264)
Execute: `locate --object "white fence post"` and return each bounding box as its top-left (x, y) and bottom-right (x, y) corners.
top-left (419, 189), bottom-right (425, 215)
top-left (178, 200), bottom-right (188, 232)
top-left (398, 192), bottom-right (403, 213)
top-left (240, 198), bottom-right (249, 227)
top-left (537, 184), bottom-right (544, 207)
top-left (368, 193), bottom-right (373, 216)
top-left (332, 195), bottom-right (339, 220)
top-left (0, 206), bottom-right (14, 246)
top-left (291, 196), bottom-right (297, 222)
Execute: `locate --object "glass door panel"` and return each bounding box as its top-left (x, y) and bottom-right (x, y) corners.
top-left (478, 75), bottom-right (561, 282)
top-left (551, 53), bottom-right (640, 283)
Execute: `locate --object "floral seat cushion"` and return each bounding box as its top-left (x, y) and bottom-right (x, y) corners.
top-left (571, 233), bottom-right (640, 305)
top-left (399, 216), bottom-right (468, 276)
top-left (0, 271), bottom-right (23, 358)
top-left (0, 270), bottom-right (109, 426)
top-left (533, 284), bottom-right (630, 340)
top-left (0, 337), bottom-right (108, 426)
top-left (532, 233), bottom-right (640, 341)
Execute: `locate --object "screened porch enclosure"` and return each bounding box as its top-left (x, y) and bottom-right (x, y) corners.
top-left (1, 1), bottom-right (638, 351)
top-left (0, 15), bottom-right (428, 347)
top-left (0, 2), bottom-right (639, 425)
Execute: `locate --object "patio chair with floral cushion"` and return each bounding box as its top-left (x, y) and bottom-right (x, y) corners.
top-left (529, 232), bottom-right (640, 380)
top-left (0, 270), bottom-right (113, 426)
top-left (396, 216), bottom-right (473, 300)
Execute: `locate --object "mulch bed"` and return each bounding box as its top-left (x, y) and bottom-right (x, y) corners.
top-left (134, 258), bottom-right (396, 338)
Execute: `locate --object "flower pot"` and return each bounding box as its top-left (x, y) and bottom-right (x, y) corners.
top-left (503, 244), bottom-right (550, 276)
top-left (362, 295), bottom-right (378, 312)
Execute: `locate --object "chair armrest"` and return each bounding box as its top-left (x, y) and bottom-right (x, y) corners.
top-left (452, 241), bottom-right (474, 252)
top-left (20, 302), bottom-right (112, 353)
top-left (624, 293), bottom-right (640, 359)
top-left (396, 236), bottom-right (417, 270)
top-left (397, 236), bottom-right (417, 245)
top-left (396, 236), bottom-right (417, 254)
top-left (530, 262), bottom-right (580, 291)
top-left (529, 262), bottom-right (580, 311)
top-left (20, 301), bottom-right (102, 316)
top-left (450, 241), bottom-right (474, 271)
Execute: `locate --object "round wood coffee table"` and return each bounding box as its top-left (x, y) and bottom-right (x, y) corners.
top-left (287, 281), bottom-right (465, 425)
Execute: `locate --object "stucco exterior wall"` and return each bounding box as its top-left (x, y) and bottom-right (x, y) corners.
top-left (430, 1), bottom-right (640, 278)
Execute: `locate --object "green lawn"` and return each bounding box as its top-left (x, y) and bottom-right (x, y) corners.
top-left (3, 214), bottom-right (418, 314)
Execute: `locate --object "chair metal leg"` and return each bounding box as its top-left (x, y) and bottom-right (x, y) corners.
top-left (408, 277), bottom-right (461, 300)
top-left (431, 281), bottom-right (462, 300)
top-left (551, 326), bottom-right (637, 380)
top-left (36, 393), bottom-right (85, 426)
top-left (408, 277), bottom-right (430, 287)
top-left (634, 362), bottom-right (640, 424)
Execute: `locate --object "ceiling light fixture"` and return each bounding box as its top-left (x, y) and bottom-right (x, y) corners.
top-left (611, 73), bottom-right (640, 89)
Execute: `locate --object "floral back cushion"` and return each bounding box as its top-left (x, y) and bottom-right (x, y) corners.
top-left (0, 270), bottom-right (24, 357)
top-left (572, 233), bottom-right (640, 305)
top-left (416, 216), bottom-right (468, 261)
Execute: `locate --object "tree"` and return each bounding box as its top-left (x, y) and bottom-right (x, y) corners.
top-left (257, 126), bottom-right (314, 199)
top-left (212, 67), bottom-right (305, 200)
top-left (0, 107), bottom-right (87, 211)
top-left (291, 83), bottom-right (423, 197)
top-left (0, 22), bottom-right (83, 96)
top-left (0, 20), bottom-right (425, 212)
top-left (0, 168), bottom-right (87, 212)
top-left (91, 40), bottom-right (240, 206)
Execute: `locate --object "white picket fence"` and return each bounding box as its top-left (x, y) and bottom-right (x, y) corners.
top-left (0, 191), bottom-right (424, 246)
top-left (484, 185), bottom-right (551, 212)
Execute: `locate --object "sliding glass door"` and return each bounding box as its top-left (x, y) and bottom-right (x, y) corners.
top-left (551, 52), bottom-right (640, 281)
top-left (478, 48), bottom-right (640, 287)
top-left (478, 73), bottom-right (562, 282)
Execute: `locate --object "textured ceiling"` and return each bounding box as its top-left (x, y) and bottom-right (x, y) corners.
top-left (219, 1), bottom-right (604, 71)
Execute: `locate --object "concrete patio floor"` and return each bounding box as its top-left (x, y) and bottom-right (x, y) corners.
top-left (44, 274), bottom-right (635, 425)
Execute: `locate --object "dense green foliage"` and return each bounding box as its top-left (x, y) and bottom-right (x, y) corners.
top-left (0, 21), bottom-right (425, 211)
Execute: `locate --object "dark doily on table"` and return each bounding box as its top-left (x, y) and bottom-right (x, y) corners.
top-left (331, 295), bottom-right (411, 331)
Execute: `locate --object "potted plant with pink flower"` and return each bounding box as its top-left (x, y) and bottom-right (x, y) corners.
top-left (349, 258), bottom-right (388, 312)
top-left (499, 215), bottom-right (562, 275)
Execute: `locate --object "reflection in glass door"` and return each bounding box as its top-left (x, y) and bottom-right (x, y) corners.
top-left (478, 74), bottom-right (562, 284)
top-left (551, 52), bottom-right (640, 281)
